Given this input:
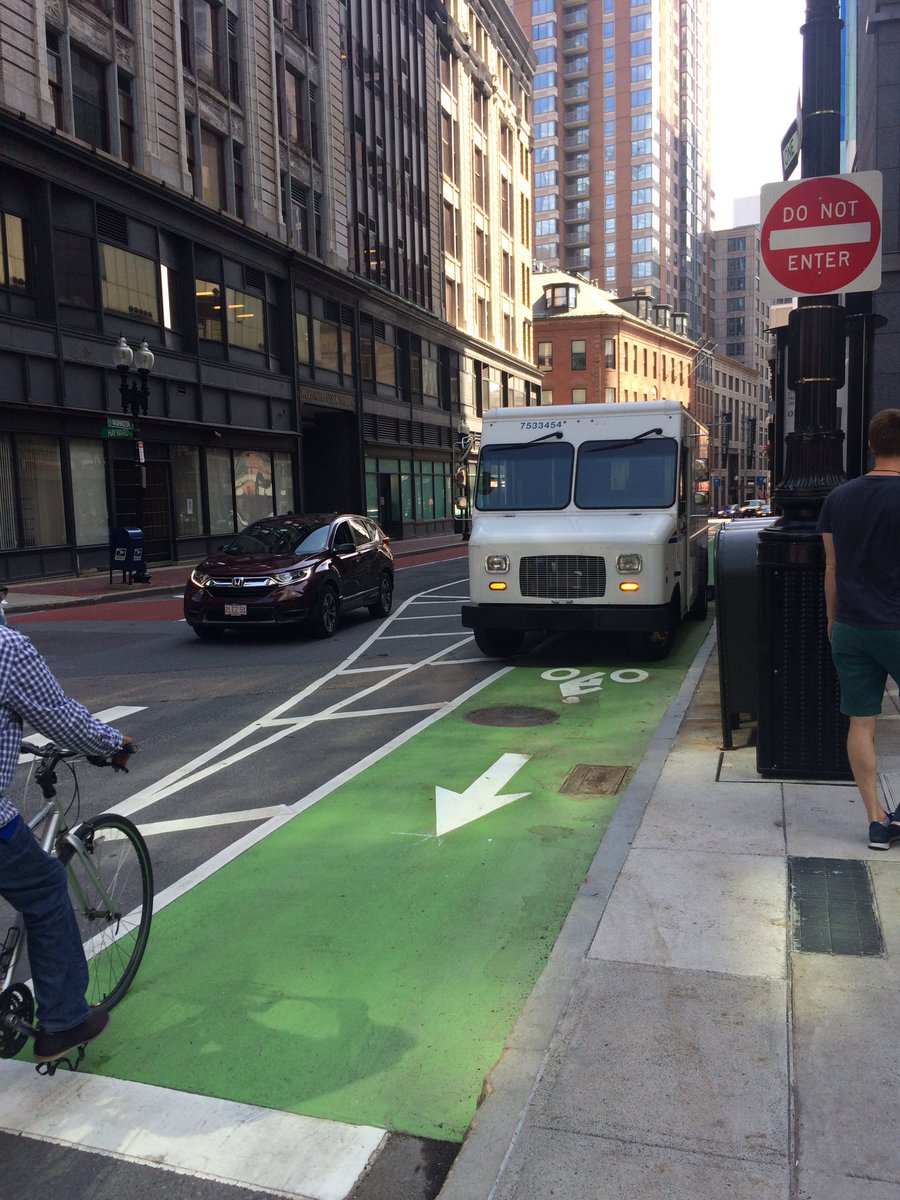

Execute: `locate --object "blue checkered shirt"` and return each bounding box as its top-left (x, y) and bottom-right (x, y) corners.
top-left (0, 626), bottom-right (124, 828)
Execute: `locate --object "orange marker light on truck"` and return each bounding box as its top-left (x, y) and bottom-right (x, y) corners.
top-left (619, 581), bottom-right (640, 592)
top-left (489, 581), bottom-right (508, 591)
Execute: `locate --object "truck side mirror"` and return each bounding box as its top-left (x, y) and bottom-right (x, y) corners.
top-left (693, 458), bottom-right (709, 483)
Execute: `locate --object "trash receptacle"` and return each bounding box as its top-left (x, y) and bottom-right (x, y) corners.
top-left (109, 527), bottom-right (150, 584)
top-left (715, 519), bottom-right (771, 748)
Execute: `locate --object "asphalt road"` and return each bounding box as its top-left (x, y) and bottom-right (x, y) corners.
top-left (0, 555), bottom-right (711, 1200)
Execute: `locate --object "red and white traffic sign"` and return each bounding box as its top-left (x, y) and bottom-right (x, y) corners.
top-left (759, 171), bottom-right (882, 297)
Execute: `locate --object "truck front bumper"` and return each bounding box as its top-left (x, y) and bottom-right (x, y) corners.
top-left (460, 601), bottom-right (670, 633)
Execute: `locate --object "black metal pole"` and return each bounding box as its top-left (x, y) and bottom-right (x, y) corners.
top-left (756, 0), bottom-right (851, 779)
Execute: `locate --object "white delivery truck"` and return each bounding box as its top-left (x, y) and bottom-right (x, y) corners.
top-left (461, 400), bottom-right (710, 660)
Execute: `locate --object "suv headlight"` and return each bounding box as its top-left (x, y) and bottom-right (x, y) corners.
top-left (190, 568), bottom-right (210, 588)
top-left (270, 566), bottom-right (313, 586)
top-left (485, 554), bottom-right (510, 573)
top-left (616, 554), bottom-right (643, 573)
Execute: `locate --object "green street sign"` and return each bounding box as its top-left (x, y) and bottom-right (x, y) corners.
top-left (102, 418), bottom-right (134, 439)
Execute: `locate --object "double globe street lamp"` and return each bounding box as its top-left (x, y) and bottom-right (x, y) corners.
top-left (112, 335), bottom-right (154, 582)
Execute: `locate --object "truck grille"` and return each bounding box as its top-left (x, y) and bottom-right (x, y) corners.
top-left (519, 555), bottom-right (607, 599)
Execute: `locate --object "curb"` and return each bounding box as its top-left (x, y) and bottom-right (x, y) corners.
top-left (7, 541), bottom-right (467, 616)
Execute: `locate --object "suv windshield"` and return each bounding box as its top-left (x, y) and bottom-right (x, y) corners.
top-left (574, 438), bottom-right (678, 509)
top-left (224, 522), bottom-right (330, 555)
top-left (475, 442), bottom-right (574, 511)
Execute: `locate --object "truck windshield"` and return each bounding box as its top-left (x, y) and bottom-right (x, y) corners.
top-left (574, 438), bottom-right (678, 509)
top-left (475, 441), bottom-right (574, 510)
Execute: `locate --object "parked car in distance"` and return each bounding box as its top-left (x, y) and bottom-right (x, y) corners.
top-left (717, 503), bottom-right (741, 519)
top-left (184, 514), bottom-right (394, 640)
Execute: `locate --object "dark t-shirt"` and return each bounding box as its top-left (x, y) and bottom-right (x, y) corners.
top-left (817, 475), bottom-right (900, 628)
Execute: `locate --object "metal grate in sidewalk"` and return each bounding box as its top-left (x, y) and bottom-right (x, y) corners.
top-left (789, 856), bottom-right (884, 957)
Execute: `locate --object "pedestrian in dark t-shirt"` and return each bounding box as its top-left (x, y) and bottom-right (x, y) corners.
top-left (817, 408), bottom-right (900, 849)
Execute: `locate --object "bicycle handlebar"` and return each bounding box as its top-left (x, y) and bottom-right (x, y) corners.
top-left (20, 741), bottom-right (138, 773)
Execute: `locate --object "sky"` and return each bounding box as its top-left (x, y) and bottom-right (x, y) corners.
top-left (709, 0), bottom-right (808, 228)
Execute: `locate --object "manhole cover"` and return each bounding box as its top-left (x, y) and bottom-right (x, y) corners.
top-left (465, 705), bottom-right (559, 728)
top-left (560, 764), bottom-right (629, 796)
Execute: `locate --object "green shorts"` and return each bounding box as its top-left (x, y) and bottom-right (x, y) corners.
top-left (830, 622), bottom-right (900, 717)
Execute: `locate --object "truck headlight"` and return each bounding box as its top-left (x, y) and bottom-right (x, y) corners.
top-left (485, 554), bottom-right (510, 573)
top-left (616, 554), bottom-right (643, 573)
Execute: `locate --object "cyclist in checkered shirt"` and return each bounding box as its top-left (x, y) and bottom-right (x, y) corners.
top-left (0, 623), bottom-right (134, 1062)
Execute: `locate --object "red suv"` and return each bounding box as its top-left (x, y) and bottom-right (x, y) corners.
top-left (184, 514), bottom-right (394, 640)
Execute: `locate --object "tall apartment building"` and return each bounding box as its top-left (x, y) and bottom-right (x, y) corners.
top-left (0, 0), bottom-right (538, 580)
top-left (509, 0), bottom-right (713, 340)
top-left (711, 224), bottom-right (771, 391)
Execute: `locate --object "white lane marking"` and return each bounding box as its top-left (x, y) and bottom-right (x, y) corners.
top-left (312, 703), bottom-right (447, 721)
top-left (0, 1061), bottom-right (385, 1200)
top-left (18, 706), bottom-right (147, 761)
top-left (340, 665), bottom-right (415, 673)
top-left (394, 614), bottom-right (463, 621)
top-left (133, 806), bottom-right (291, 836)
top-left (146, 665), bottom-right (513, 918)
top-left (379, 632), bottom-right (472, 639)
top-left (435, 753), bottom-right (531, 836)
top-left (113, 582), bottom-right (471, 817)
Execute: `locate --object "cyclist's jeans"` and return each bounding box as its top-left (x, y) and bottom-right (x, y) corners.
top-left (0, 819), bottom-right (90, 1031)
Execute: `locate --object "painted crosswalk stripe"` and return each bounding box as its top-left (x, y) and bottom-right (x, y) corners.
top-left (0, 1061), bottom-right (385, 1200)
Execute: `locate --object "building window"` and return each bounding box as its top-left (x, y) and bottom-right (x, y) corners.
top-left (71, 46), bottom-right (109, 150)
top-left (193, 0), bottom-right (223, 90)
top-left (538, 341), bottom-right (553, 369)
top-left (285, 67), bottom-right (307, 146)
top-left (69, 440), bottom-right (109, 546)
top-left (100, 245), bottom-right (159, 323)
top-left (196, 279), bottom-right (223, 341)
top-left (200, 126), bottom-right (226, 209)
top-left (603, 338), bottom-right (616, 369)
top-left (54, 230), bottom-right (97, 309)
top-left (605, 387), bottom-right (616, 403)
top-left (0, 214), bottom-right (28, 291)
top-left (0, 434), bottom-right (66, 549)
top-left (571, 339), bottom-right (586, 371)
top-left (47, 32), bottom-right (64, 127)
top-left (227, 287), bottom-right (265, 352)
top-left (571, 388), bottom-right (587, 404)
top-left (117, 73), bottom-right (136, 165)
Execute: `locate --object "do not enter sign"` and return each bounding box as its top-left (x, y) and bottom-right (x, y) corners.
top-left (760, 171), bottom-right (882, 297)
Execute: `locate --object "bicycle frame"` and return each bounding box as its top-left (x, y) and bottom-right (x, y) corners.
top-left (0, 797), bottom-right (118, 995)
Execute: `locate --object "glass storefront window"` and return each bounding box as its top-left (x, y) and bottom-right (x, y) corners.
top-left (173, 445), bottom-right (202, 536)
top-left (273, 452), bottom-right (294, 514)
top-left (0, 435), bottom-right (16, 549)
top-left (227, 287), bottom-right (266, 352)
top-left (100, 244), bottom-right (160, 323)
top-left (20, 436), bottom-right (65, 548)
top-left (69, 440), bottom-right (108, 544)
top-left (196, 279), bottom-right (224, 341)
top-left (206, 446), bottom-right (235, 535)
top-left (234, 449), bottom-right (273, 528)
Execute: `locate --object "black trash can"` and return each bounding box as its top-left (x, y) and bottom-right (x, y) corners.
top-left (109, 527), bottom-right (150, 584)
top-left (714, 519), bottom-right (771, 748)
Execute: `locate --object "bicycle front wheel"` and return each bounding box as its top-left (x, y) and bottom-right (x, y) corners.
top-left (58, 813), bottom-right (153, 1011)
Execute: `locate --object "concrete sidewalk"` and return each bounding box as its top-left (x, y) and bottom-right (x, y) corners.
top-left (439, 629), bottom-right (900, 1200)
top-left (1, 534), bottom-right (465, 616)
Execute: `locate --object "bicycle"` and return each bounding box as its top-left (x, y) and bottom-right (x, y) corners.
top-left (0, 741), bottom-right (153, 1074)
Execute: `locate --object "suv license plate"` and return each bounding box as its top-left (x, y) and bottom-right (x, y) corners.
top-left (224, 604), bottom-right (247, 617)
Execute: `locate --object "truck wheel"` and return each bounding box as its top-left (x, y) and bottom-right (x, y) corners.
top-left (627, 597), bottom-right (680, 661)
top-left (474, 628), bottom-right (525, 658)
top-left (691, 585), bottom-right (710, 624)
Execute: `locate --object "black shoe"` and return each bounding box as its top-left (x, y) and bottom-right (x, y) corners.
top-left (868, 821), bottom-right (900, 850)
top-left (33, 1009), bottom-right (109, 1062)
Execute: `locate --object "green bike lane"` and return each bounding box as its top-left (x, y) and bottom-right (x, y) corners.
top-left (82, 619), bottom-right (711, 1143)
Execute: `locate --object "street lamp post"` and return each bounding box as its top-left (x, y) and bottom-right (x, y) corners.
top-left (113, 335), bottom-right (154, 583)
top-left (455, 418), bottom-right (476, 542)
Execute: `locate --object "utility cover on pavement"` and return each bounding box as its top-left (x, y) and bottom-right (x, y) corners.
top-left (559, 764), bottom-right (629, 796)
top-left (789, 857), bottom-right (884, 957)
top-left (464, 705), bottom-right (559, 727)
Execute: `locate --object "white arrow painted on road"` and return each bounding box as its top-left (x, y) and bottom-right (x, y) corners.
top-left (435, 753), bottom-right (531, 836)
